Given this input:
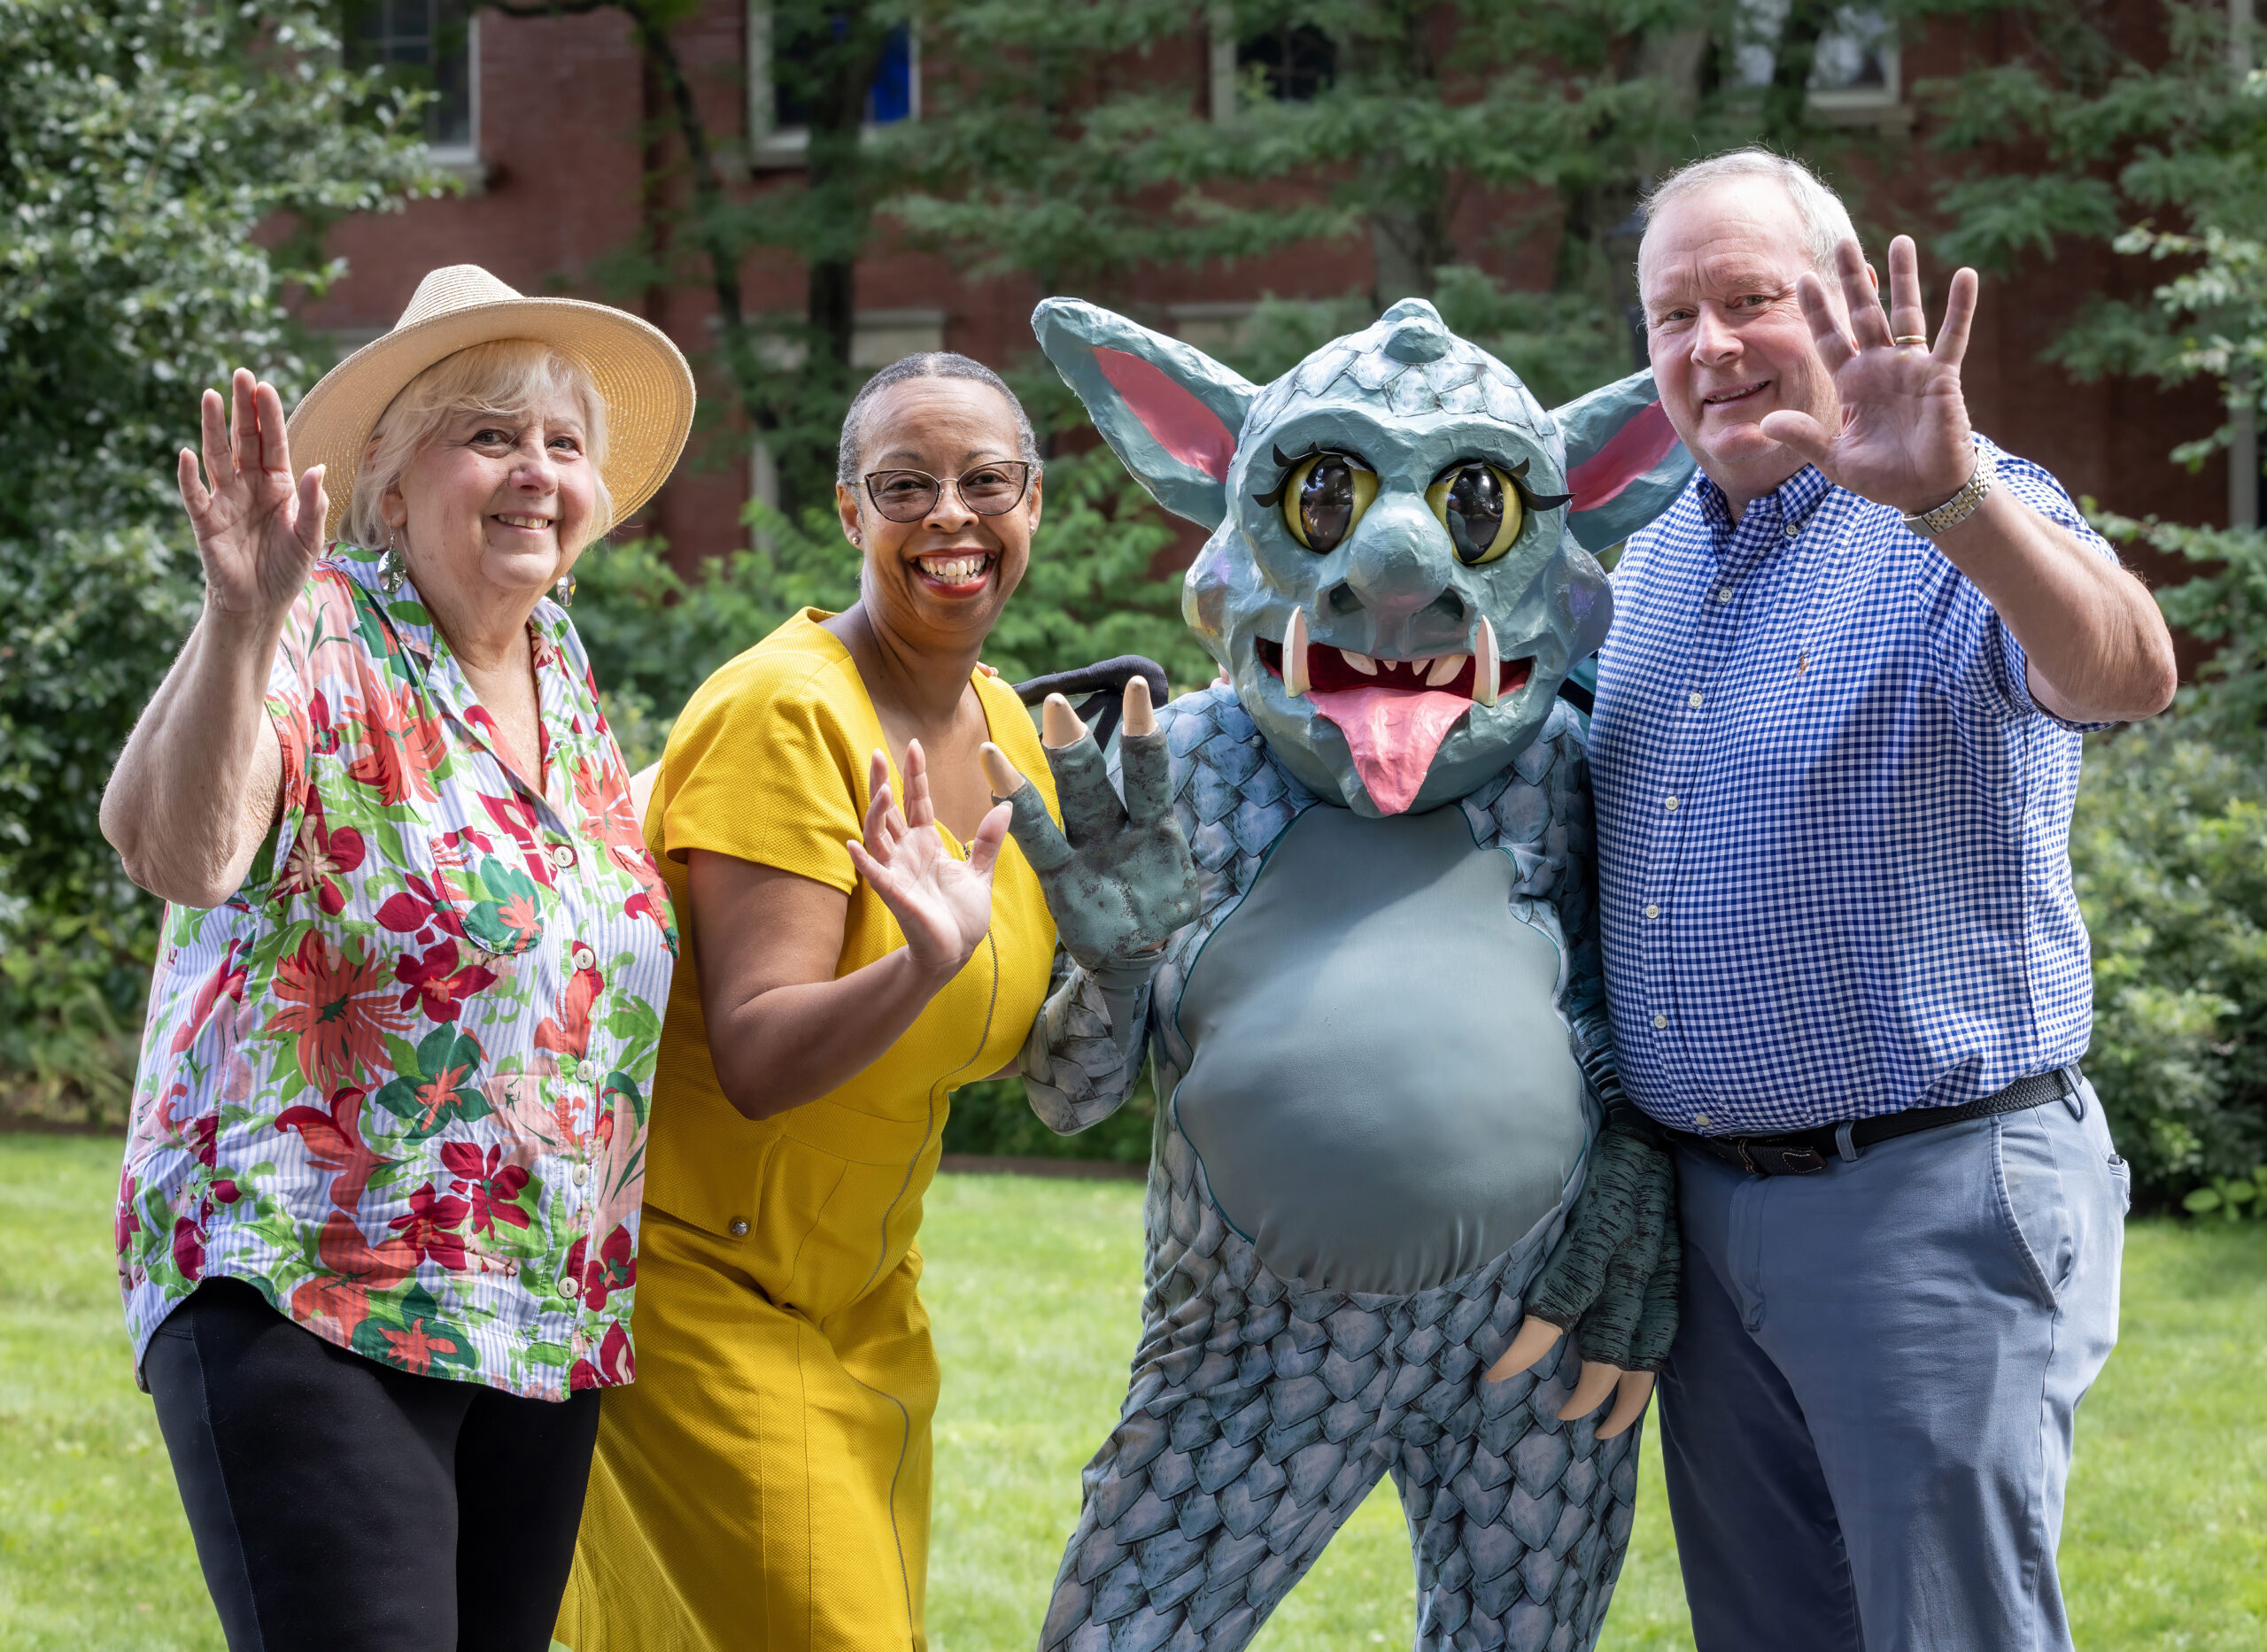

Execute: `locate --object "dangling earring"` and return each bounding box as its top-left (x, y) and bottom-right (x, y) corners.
top-left (379, 529), bottom-right (407, 599)
top-left (553, 573), bottom-right (576, 607)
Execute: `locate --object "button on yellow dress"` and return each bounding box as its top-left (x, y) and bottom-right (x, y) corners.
top-left (555, 611), bottom-right (1060, 1652)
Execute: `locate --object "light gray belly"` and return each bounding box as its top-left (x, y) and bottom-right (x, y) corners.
top-left (1172, 804), bottom-right (1586, 1295)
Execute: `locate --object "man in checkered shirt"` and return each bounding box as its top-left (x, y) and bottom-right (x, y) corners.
top-left (1588, 149), bottom-right (2177, 1652)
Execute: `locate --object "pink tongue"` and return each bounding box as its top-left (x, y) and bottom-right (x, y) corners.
top-left (1307, 687), bottom-right (1474, 815)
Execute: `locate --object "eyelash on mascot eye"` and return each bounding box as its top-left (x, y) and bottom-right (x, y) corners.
top-left (1255, 446), bottom-right (1575, 515)
top-left (1485, 457), bottom-right (1575, 516)
top-left (1252, 443), bottom-right (1373, 508)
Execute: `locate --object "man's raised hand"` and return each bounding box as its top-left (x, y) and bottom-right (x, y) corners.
top-left (1759, 235), bottom-right (1983, 519)
top-left (179, 368), bottom-right (328, 618)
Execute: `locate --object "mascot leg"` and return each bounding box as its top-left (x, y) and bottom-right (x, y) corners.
top-left (1389, 1331), bottom-right (1642, 1652)
top-left (1042, 1132), bottom-right (1638, 1651)
top-left (1038, 1136), bottom-right (1399, 1651)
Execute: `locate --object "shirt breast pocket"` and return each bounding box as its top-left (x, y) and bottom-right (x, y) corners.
top-left (412, 771), bottom-right (563, 961)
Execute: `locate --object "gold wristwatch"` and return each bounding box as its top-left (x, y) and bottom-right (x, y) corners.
top-left (1900, 446), bottom-right (1996, 540)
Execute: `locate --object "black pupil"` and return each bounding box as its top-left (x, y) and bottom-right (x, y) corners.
top-left (1298, 457), bottom-right (1356, 552)
top-left (1445, 464), bottom-right (1504, 562)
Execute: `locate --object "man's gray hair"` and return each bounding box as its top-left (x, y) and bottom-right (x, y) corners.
top-left (1640, 148), bottom-right (1860, 278)
top-left (836, 351), bottom-right (1041, 488)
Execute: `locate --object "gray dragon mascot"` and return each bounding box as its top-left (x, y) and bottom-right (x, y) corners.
top-left (978, 295), bottom-right (1697, 1652)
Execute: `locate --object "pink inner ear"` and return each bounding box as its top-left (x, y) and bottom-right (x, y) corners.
top-left (1094, 347), bottom-right (1236, 482)
top-left (1567, 399), bottom-right (1680, 513)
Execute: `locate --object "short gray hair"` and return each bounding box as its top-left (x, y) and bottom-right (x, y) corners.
top-left (1640, 148), bottom-right (1860, 280)
top-left (836, 351), bottom-right (1041, 489)
top-left (347, 339), bottom-right (613, 550)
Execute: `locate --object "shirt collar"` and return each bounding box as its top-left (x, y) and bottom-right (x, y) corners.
top-left (1691, 464), bottom-right (1835, 574)
top-left (329, 544), bottom-right (443, 661)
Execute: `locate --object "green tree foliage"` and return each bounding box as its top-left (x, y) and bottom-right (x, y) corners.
top-left (892, 0), bottom-right (1958, 390)
top-left (1926, 2), bottom-right (2267, 453)
top-left (2072, 513), bottom-right (2267, 1208)
top-left (0, 1), bottom-right (437, 1117)
top-left (1920, 6), bottom-right (2267, 1208)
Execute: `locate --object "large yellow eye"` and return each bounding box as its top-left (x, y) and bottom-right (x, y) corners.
top-left (1425, 462), bottom-right (1524, 565)
top-left (1283, 453), bottom-right (1379, 552)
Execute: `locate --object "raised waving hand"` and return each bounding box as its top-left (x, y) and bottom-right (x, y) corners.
top-left (846, 741), bottom-right (1012, 980)
top-left (179, 367), bottom-right (329, 616)
top-left (1758, 235), bottom-right (1982, 517)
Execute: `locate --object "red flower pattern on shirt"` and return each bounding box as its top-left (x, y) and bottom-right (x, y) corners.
top-left (117, 553), bottom-right (677, 1401)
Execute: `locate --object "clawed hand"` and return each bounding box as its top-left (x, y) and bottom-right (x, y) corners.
top-left (1759, 235), bottom-right (1983, 520)
top-left (846, 743), bottom-right (1011, 981)
top-left (1485, 1128), bottom-right (1680, 1440)
top-left (179, 367), bottom-right (329, 618)
top-left (982, 679), bottom-right (1199, 984)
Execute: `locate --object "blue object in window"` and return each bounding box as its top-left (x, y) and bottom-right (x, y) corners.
top-left (868, 27), bottom-right (912, 124)
top-left (775, 18), bottom-right (912, 129)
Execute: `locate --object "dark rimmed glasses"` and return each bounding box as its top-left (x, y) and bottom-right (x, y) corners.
top-left (862, 461), bottom-right (1033, 522)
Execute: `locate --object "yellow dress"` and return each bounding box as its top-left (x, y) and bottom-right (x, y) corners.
top-left (556, 611), bottom-right (1060, 1652)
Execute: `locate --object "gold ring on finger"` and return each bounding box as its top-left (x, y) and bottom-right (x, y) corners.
top-left (1893, 334), bottom-right (1928, 348)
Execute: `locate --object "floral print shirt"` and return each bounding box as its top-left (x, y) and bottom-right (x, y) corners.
top-left (117, 548), bottom-right (677, 1400)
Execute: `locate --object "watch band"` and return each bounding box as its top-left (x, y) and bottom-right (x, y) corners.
top-left (1901, 446), bottom-right (1996, 539)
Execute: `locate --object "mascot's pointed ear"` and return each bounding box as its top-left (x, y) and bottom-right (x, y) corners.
top-left (1552, 368), bottom-right (1694, 553)
top-left (1033, 298), bottom-right (1256, 530)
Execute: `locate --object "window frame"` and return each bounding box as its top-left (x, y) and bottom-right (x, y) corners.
top-left (344, 0), bottom-right (483, 171)
top-left (1732, 0), bottom-right (1907, 127)
top-left (746, 1), bottom-right (922, 172)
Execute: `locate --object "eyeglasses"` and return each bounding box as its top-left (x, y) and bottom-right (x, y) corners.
top-left (862, 462), bottom-right (1033, 523)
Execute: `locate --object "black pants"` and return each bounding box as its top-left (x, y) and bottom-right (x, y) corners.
top-left (143, 1278), bottom-right (600, 1652)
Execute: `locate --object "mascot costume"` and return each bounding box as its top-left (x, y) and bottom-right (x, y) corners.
top-left (979, 296), bottom-right (1695, 1652)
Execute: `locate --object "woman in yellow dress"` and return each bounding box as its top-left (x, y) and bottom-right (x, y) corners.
top-left (557, 351), bottom-right (1180, 1650)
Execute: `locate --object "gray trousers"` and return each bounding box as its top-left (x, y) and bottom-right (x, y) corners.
top-left (1658, 1081), bottom-right (2128, 1652)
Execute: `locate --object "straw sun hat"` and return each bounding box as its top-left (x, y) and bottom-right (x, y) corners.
top-left (287, 264), bottom-right (696, 544)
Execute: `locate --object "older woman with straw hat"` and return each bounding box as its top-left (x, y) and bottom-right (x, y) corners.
top-left (101, 265), bottom-right (692, 1651)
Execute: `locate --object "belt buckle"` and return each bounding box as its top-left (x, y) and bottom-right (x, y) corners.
top-left (1735, 1139), bottom-right (1828, 1176)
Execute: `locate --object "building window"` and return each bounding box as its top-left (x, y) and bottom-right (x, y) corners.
top-left (1237, 24), bottom-right (1335, 103)
top-left (1734, 1), bottom-right (1900, 115)
top-left (748, 4), bottom-right (918, 168)
top-left (344, 0), bottom-right (476, 158)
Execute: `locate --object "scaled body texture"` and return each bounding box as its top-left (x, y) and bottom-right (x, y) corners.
top-left (1022, 296), bottom-right (1691, 1649)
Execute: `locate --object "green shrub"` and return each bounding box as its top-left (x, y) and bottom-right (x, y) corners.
top-left (943, 1076), bottom-right (1157, 1165)
top-left (2073, 722), bottom-right (2267, 1204)
top-left (2076, 512), bottom-right (2267, 1209)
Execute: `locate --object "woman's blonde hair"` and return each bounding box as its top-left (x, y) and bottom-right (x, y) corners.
top-left (345, 339), bottom-right (613, 551)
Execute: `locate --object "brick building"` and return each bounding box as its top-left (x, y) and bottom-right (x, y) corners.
top-left (311, 1), bottom-right (2233, 576)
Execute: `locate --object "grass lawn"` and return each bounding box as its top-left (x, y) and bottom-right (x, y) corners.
top-left (3, 1135), bottom-right (2262, 1650)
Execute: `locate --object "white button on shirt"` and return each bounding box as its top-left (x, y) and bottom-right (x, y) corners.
top-left (1590, 443), bottom-right (2119, 1133)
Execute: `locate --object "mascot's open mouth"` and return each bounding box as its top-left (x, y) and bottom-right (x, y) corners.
top-left (1257, 616), bottom-right (1535, 814)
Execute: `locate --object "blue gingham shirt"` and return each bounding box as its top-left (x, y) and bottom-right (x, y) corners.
top-left (1589, 438), bottom-right (2117, 1135)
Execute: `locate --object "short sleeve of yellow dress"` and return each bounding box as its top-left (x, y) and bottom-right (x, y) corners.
top-left (557, 610), bottom-right (1061, 1652)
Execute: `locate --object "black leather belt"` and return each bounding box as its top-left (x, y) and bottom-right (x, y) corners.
top-left (1661, 1066), bottom-right (2082, 1177)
